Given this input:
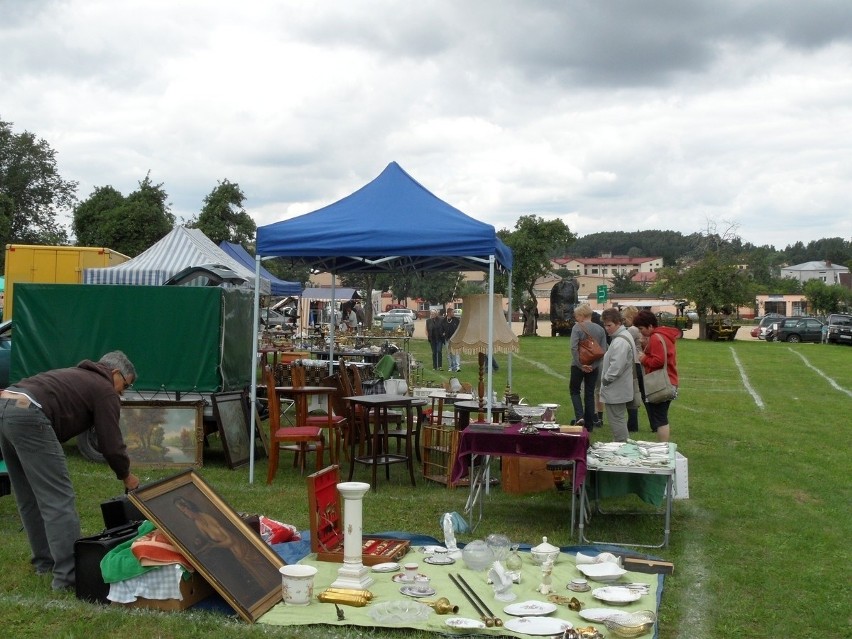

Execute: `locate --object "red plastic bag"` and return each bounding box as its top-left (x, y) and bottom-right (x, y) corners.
top-left (259, 516), bottom-right (300, 544)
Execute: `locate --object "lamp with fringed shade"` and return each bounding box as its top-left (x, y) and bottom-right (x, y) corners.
top-left (449, 294), bottom-right (519, 422)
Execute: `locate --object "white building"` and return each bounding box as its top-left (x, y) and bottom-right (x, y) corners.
top-left (780, 260), bottom-right (849, 284)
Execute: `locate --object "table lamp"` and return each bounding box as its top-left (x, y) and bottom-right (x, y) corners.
top-left (449, 295), bottom-right (519, 422)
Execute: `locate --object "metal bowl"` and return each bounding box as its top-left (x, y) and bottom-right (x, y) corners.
top-left (603, 610), bottom-right (656, 638)
top-left (512, 405), bottom-right (547, 424)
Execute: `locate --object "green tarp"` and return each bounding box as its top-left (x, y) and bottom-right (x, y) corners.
top-left (11, 284), bottom-right (254, 393)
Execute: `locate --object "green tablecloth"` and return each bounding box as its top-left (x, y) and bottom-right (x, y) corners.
top-left (259, 549), bottom-right (659, 635)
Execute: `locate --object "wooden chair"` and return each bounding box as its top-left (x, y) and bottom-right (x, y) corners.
top-left (348, 363), bottom-right (407, 454)
top-left (264, 366), bottom-right (325, 484)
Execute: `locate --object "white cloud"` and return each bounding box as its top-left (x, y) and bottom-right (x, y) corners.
top-left (2, 0), bottom-right (851, 250)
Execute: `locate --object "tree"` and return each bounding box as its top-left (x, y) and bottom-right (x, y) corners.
top-left (610, 270), bottom-right (646, 294)
top-left (653, 222), bottom-right (754, 339)
top-left (187, 179), bottom-right (256, 245)
top-left (803, 280), bottom-right (844, 316)
top-left (72, 173), bottom-right (175, 256)
top-left (498, 215), bottom-right (576, 336)
top-left (0, 119), bottom-right (75, 258)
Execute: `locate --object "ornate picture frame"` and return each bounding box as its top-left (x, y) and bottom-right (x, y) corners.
top-left (119, 400), bottom-right (204, 467)
top-left (128, 470), bottom-right (284, 623)
top-left (212, 391), bottom-right (251, 469)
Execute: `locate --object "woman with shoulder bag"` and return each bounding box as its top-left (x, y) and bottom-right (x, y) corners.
top-left (632, 310), bottom-right (680, 442)
top-left (599, 308), bottom-right (637, 442)
top-left (569, 303), bottom-right (607, 430)
top-left (621, 306), bottom-right (644, 433)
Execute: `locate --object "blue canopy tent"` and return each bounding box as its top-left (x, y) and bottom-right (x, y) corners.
top-left (247, 161), bottom-right (515, 482)
top-left (219, 241), bottom-right (302, 297)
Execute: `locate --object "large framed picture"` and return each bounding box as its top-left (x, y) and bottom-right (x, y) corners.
top-left (212, 392), bottom-right (251, 469)
top-left (129, 470), bottom-right (284, 623)
top-left (119, 401), bottom-right (204, 467)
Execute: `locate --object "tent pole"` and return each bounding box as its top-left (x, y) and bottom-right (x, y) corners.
top-left (328, 276), bottom-right (336, 375)
top-left (507, 271), bottom-right (513, 393)
top-left (249, 254), bottom-right (262, 484)
top-left (486, 256), bottom-right (495, 422)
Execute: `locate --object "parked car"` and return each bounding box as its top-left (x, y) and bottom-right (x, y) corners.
top-left (381, 314), bottom-right (415, 336)
top-left (826, 313), bottom-right (852, 345)
top-left (260, 308), bottom-right (293, 328)
top-left (377, 308), bottom-right (417, 322)
top-left (767, 317), bottom-right (824, 343)
top-left (751, 313), bottom-right (785, 339)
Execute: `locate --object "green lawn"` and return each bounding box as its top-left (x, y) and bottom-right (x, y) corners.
top-left (0, 336), bottom-right (849, 638)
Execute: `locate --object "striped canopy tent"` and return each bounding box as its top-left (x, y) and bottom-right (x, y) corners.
top-left (83, 227), bottom-right (271, 294)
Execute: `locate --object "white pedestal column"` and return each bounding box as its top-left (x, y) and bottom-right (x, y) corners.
top-left (329, 481), bottom-right (374, 589)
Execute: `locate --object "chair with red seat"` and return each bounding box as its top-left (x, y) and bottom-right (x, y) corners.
top-left (264, 366), bottom-right (325, 484)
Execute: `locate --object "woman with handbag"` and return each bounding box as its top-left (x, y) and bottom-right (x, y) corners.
top-left (621, 306), bottom-right (645, 433)
top-left (569, 303), bottom-right (607, 429)
top-left (632, 310), bottom-right (680, 443)
top-left (599, 308), bottom-right (637, 442)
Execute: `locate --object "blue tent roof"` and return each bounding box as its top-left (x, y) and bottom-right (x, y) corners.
top-left (256, 162), bottom-right (512, 273)
top-left (219, 242), bottom-right (302, 297)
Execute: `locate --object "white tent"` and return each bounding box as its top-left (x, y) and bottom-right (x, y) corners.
top-left (83, 227), bottom-right (271, 294)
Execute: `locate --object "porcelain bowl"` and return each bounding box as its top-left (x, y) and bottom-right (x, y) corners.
top-left (577, 562), bottom-right (627, 582)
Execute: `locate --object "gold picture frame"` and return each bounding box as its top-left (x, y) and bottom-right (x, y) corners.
top-left (129, 470), bottom-right (284, 623)
top-left (119, 400), bottom-right (204, 467)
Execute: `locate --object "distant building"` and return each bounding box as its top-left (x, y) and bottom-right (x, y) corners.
top-left (552, 255), bottom-right (663, 277)
top-left (780, 260), bottom-right (849, 284)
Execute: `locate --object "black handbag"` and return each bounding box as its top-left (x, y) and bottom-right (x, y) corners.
top-left (74, 522), bottom-right (142, 604)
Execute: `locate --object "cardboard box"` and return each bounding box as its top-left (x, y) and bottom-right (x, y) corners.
top-left (502, 457), bottom-right (555, 494)
top-left (115, 571), bottom-right (214, 611)
top-left (674, 452), bottom-right (689, 500)
top-left (307, 465), bottom-right (410, 565)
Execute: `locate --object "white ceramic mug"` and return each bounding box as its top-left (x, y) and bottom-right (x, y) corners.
top-left (403, 562), bottom-right (419, 582)
top-left (413, 575), bottom-right (431, 593)
top-left (279, 565), bottom-right (318, 606)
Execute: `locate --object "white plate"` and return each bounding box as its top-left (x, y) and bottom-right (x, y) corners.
top-left (445, 617), bottom-right (486, 629)
top-left (536, 423), bottom-right (559, 430)
top-left (577, 561), bottom-right (627, 582)
top-left (392, 572), bottom-right (427, 583)
top-left (503, 600), bottom-right (558, 616)
top-left (371, 562), bottom-right (400, 573)
top-left (424, 555), bottom-right (456, 565)
top-left (418, 545), bottom-right (447, 555)
top-left (592, 587), bottom-right (642, 604)
top-left (578, 607), bottom-right (632, 623)
top-left (503, 617), bottom-right (572, 636)
top-left (400, 585), bottom-right (437, 598)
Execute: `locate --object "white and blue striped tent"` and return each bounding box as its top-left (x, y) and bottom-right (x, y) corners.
top-left (83, 226), bottom-right (271, 294)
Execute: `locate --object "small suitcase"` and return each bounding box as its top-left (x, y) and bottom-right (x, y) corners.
top-left (100, 494), bottom-right (145, 529)
top-left (74, 522), bottom-right (141, 604)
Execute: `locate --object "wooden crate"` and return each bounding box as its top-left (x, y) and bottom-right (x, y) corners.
top-left (501, 457), bottom-right (555, 494)
top-left (306, 465), bottom-right (409, 565)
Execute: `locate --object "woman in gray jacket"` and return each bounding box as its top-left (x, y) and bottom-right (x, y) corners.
top-left (599, 308), bottom-right (637, 442)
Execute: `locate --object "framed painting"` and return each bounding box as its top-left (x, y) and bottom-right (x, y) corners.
top-left (212, 392), bottom-right (251, 469)
top-left (119, 401), bottom-right (204, 468)
top-left (128, 470), bottom-right (284, 623)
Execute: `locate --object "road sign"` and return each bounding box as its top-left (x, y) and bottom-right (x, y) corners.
top-left (597, 285), bottom-right (608, 303)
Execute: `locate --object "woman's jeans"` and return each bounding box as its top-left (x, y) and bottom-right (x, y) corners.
top-left (569, 365), bottom-right (598, 427)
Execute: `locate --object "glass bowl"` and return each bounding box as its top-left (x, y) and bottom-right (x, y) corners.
top-left (368, 600), bottom-right (434, 624)
top-left (485, 533), bottom-right (512, 562)
top-left (512, 405), bottom-right (547, 424)
top-left (603, 610), bottom-right (657, 638)
top-left (461, 539), bottom-right (493, 571)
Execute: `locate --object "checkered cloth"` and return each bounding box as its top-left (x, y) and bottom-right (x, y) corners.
top-left (107, 563), bottom-right (187, 603)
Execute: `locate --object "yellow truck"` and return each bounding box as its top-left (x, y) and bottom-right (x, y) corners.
top-left (3, 244), bottom-right (130, 320)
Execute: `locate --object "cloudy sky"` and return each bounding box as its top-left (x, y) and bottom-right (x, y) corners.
top-left (2, 0), bottom-right (851, 250)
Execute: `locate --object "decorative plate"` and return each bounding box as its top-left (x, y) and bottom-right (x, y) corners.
top-left (368, 600), bottom-right (433, 624)
top-left (503, 617), bottom-right (572, 636)
top-left (371, 562), bottom-right (400, 573)
top-left (424, 555), bottom-right (456, 565)
top-left (392, 572), bottom-right (428, 583)
top-left (503, 600), bottom-right (558, 616)
top-left (418, 545), bottom-right (447, 555)
top-left (536, 423), bottom-right (560, 430)
top-left (592, 587), bottom-right (642, 605)
top-left (445, 617), bottom-right (486, 629)
top-left (579, 607), bottom-right (632, 623)
top-left (400, 585), bottom-right (437, 598)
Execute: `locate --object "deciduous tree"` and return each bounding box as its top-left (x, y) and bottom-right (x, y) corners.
top-left (187, 179), bottom-right (256, 245)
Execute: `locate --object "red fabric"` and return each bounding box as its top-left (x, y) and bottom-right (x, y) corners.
top-left (131, 530), bottom-right (193, 570)
top-left (259, 516), bottom-right (300, 544)
top-left (274, 426), bottom-right (322, 438)
top-left (642, 327), bottom-right (680, 386)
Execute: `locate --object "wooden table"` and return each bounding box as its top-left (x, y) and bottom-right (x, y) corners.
top-left (451, 424), bottom-right (589, 532)
top-left (345, 394), bottom-right (417, 490)
top-left (452, 400), bottom-right (509, 429)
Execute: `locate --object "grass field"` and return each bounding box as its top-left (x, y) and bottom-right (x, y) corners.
top-left (0, 335), bottom-right (849, 638)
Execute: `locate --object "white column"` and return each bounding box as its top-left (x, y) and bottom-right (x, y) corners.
top-left (329, 481), bottom-right (374, 589)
